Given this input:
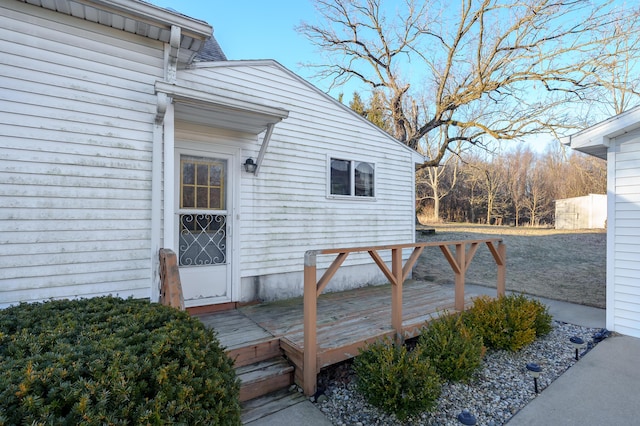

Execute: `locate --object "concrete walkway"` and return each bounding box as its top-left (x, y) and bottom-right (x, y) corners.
top-left (246, 286), bottom-right (640, 425)
top-left (508, 334), bottom-right (640, 425)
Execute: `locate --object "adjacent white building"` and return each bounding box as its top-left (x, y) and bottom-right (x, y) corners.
top-left (1, 0), bottom-right (423, 309)
top-left (555, 194), bottom-right (607, 230)
top-left (564, 106), bottom-right (640, 338)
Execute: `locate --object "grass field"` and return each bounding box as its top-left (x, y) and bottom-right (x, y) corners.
top-left (414, 224), bottom-right (606, 308)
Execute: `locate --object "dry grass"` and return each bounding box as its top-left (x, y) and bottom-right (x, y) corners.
top-left (414, 223), bottom-right (606, 308)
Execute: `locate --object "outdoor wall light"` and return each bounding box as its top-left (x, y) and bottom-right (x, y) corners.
top-left (243, 158), bottom-right (257, 173)
top-left (526, 362), bottom-right (542, 394)
top-left (570, 336), bottom-right (585, 360)
top-left (457, 409), bottom-right (477, 425)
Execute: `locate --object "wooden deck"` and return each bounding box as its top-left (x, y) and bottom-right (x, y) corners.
top-left (186, 237), bottom-right (506, 398)
top-left (197, 280), bottom-right (489, 395)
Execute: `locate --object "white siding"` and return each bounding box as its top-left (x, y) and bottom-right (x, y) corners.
top-left (176, 62), bottom-right (417, 295)
top-left (609, 130), bottom-right (640, 338)
top-left (0, 2), bottom-right (163, 307)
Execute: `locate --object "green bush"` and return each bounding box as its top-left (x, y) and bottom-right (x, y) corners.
top-left (353, 338), bottom-right (441, 421)
top-left (0, 297), bottom-right (240, 425)
top-left (463, 294), bottom-right (553, 351)
top-left (417, 313), bottom-right (485, 382)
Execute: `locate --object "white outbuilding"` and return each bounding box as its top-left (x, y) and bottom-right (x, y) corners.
top-left (555, 193), bottom-right (607, 230)
top-left (564, 106), bottom-right (640, 338)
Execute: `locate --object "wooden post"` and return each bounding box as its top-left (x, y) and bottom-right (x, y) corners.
top-left (454, 243), bottom-right (466, 311)
top-left (303, 251), bottom-right (318, 396)
top-left (497, 242), bottom-right (506, 297)
top-left (390, 248), bottom-right (403, 342)
top-left (158, 249), bottom-right (184, 310)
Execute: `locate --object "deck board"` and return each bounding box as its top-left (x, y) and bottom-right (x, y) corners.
top-left (195, 281), bottom-right (494, 392)
top-left (239, 280), bottom-right (465, 352)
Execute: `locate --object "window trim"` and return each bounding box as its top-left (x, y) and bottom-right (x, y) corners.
top-left (327, 155), bottom-right (376, 200)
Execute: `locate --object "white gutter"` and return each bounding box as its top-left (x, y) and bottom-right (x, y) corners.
top-left (86, 0), bottom-right (212, 39)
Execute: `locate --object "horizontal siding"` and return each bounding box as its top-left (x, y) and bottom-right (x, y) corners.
top-left (177, 62), bottom-right (416, 277)
top-left (612, 134), bottom-right (640, 337)
top-left (0, 2), bottom-right (163, 307)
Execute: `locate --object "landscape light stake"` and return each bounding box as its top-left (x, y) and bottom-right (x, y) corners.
top-left (570, 336), bottom-right (585, 361)
top-left (457, 409), bottom-right (477, 425)
top-left (526, 362), bottom-right (542, 394)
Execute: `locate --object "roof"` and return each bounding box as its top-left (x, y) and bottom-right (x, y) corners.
top-left (562, 105), bottom-right (640, 159)
top-left (194, 36), bottom-right (227, 62)
top-left (19, 0), bottom-right (213, 64)
top-left (189, 60), bottom-right (425, 164)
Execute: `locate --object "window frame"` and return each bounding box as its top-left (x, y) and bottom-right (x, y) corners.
top-left (327, 156), bottom-right (376, 200)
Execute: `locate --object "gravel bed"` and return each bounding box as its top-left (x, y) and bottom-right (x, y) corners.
top-left (312, 322), bottom-right (605, 425)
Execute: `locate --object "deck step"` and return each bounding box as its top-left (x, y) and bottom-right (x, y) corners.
top-left (237, 356), bottom-right (294, 402)
top-left (241, 387), bottom-right (306, 424)
top-left (227, 337), bottom-right (282, 368)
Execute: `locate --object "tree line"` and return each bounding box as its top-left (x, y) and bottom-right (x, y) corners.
top-left (416, 146), bottom-right (606, 226)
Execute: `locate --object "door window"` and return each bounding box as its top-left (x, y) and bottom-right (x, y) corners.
top-left (179, 156), bottom-right (228, 267)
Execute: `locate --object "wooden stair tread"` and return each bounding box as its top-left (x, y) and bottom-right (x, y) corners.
top-left (237, 357), bottom-right (294, 383)
top-left (237, 357), bottom-right (295, 402)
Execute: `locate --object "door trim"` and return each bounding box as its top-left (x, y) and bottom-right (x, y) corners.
top-left (167, 141), bottom-right (241, 306)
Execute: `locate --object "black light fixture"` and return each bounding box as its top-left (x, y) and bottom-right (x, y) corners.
top-left (526, 362), bottom-right (542, 394)
top-left (570, 336), bottom-right (585, 360)
top-left (243, 158), bottom-right (257, 173)
top-left (457, 409), bottom-right (477, 425)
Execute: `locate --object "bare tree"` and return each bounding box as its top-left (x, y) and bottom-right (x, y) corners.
top-left (298, 0), bottom-right (640, 166)
top-left (415, 124), bottom-right (463, 221)
top-left (503, 146), bottom-right (534, 226)
top-left (523, 159), bottom-right (552, 226)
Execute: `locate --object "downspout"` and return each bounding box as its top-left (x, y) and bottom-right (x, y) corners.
top-left (150, 93), bottom-right (167, 302)
top-left (151, 25), bottom-right (181, 302)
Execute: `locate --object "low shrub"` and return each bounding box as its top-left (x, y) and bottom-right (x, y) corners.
top-left (353, 338), bottom-right (441, 421)
top-left (0, 297), bottom-right (240, 425)
top-left (417, 313), bottom-right (485, 382)
top-left (464, 294), bottom-right (553, 351)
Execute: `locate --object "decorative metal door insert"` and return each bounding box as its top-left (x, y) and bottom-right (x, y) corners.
top-left (178, 155), bottom-right (228, 267)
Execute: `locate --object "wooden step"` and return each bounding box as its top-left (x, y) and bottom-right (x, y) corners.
top-left (241, 387), bottom-right (306, 424)
top-left (195, 309), bottom-right (281, 367)
top-left (227, 338), bottom-right (282, 368)
top-left (237, 357), bottom-right (294, 402)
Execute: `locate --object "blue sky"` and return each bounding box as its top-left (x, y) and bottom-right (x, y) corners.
top-left (149, 0), bottom-right (354, 97)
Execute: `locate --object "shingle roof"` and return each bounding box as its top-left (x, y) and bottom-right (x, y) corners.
top-left (194, 35), bottom-right (227, 62)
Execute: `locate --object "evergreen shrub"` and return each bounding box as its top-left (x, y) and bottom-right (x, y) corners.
top-left (353, 338), bottom-right (441, 421)
top-left (464, 294), bottom-right (553, 351)
top-left (0, 297), bottom-right (240, 425)
top-left (417, 313), bottom-right (485, 382)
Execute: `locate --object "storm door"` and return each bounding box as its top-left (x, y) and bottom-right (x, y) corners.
top-left (177, 154), bottom-right (231, 304)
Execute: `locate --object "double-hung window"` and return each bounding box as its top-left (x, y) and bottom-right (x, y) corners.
top-left (330, 158), bottom-right (375, 198)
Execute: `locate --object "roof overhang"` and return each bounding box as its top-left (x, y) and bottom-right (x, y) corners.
top-left (155, 80), bottom-right (289, 175)
top-left (155, 80), bottom-right (289, 134)
top-left (561, 106), bottom-right (640, 160)
top-left (18, 0), bottom-right (212, 64)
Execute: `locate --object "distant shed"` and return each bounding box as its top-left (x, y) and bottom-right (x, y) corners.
top-left (555, 194), bottom-right (607, 230)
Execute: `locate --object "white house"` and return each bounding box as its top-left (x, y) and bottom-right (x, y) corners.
top-left (564, 106), bottom-right (640, 338)
top-left (0, 0), bottom-right (423, 309)
top-left (555, 193), bottom-right (607, 230)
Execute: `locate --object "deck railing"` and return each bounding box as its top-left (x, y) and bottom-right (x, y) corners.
top-left (302, 238), bottom-right (506, 396)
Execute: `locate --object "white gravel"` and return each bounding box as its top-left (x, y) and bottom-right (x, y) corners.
top-left (312, 321), bottom-right (605, 425)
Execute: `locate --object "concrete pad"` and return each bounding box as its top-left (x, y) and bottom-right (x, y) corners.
top-left (244, 399), bottom-right (333, 426)
top-left (508, 335), bottom-right (640, 425)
